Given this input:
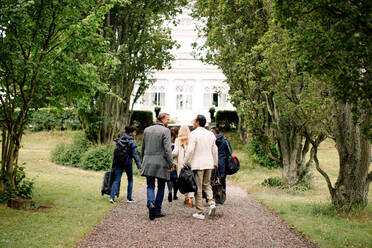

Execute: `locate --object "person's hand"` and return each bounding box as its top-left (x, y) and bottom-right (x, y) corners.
top-left (138, 168), bottom-right (143, 173)
top-left (168, 167), bottom-right (175, 173)
top-left (214, 165), bottom-right (218, 169)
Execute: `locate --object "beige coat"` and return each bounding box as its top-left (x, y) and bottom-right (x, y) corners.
top-left (172, 138), bottom-right (187, 175)
top-left (184, 127), bottom-right (218, 170)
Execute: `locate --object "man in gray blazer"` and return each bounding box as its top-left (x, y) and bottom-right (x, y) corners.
top-left (141, 113), bottom-right (174, 220)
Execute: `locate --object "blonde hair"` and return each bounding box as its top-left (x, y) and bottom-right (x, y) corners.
top-left (177, 125), bottom-right (190, 147)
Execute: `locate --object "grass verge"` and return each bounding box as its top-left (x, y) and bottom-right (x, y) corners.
top-left (227, 133), bottom-right (372, 248)
top-left (0, 131), bottom-right (144, 248)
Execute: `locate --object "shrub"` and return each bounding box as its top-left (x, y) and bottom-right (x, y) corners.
top-left (248, 140), bottom-right (280, 168)
top-left (262, 176), bottom-right (283, 187)
top-left (262, 175), bottom-right (313, 191)
top-left (18, 178), bottom-right (34, 199)
top-left (51, 133), bottom-right (92, 166)
top-left (0, 166), bottom-right (34, 202)
top-left (215, 110), bottom-right (238, 131)
top-left (28, 108), bottom-right (81, 132)
top-left (51, 133), bottom-right (115, 171)
top-left (51, 143), bottom-right (69, 165)
top-left (79, 145), bottom-right (114, 171)
top-left (130, 110), bottom-right (153, 132)
top-left (28, 109), bottom-right (58, 131)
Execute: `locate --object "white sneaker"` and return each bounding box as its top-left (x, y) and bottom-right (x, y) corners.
top-left (109, 199), bottom-right (115, 204)
top-left (126, 199), bottom-right (136, 203)
top-left (192, 213), bottom-right (205, 220)
top-left (208, 204), bottom-right (216, 216)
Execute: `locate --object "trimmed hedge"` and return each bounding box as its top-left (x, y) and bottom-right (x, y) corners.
top-left (130, 110), bottom-right (154, 132)
top-left (215, 110), bottom-right (239, 131)
top-left (28, 108), bottom-right (81, 132)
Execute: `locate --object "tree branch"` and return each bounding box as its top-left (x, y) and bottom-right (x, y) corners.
top-left (28, 0), bottom-right (45, 58)
top-left (301, 135), bottom-right (310, 162)
top-left (302, 6), bottom-right (323, 15)
top-left (305, 131), bottom-right (334, 194)
top-left (10, 24), bottom-right (27, 60)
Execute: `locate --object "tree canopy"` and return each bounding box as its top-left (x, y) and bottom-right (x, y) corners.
top-left (0, 0), bottom-right (110, 195)
top-left (77, 0), bottom-right (187, 144)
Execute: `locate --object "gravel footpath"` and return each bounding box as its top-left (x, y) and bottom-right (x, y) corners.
top-left (76, 184), bottom-right (319, 248)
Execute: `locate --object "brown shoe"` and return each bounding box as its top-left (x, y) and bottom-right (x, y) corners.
top-left (187, 198), bottom-right (193, 208)
top-left (184, 196), bottom-right (189, 205)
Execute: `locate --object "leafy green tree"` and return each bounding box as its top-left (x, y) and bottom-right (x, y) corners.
top-left (77, 0), bottom-right (187, 144)
top-left (0, 0), bottom-right (108, 195)
top-left (192, 0), bottom-right (330, 185)
top-left (192, 0), bottom-right (269, 143)
top-left (273, 0), bottom-right (371, 212)
top-left (251, 21), bottom-right (330, 185)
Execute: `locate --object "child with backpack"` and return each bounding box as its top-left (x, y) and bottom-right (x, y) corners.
top-left (110, 126), bottom-right (142, 203)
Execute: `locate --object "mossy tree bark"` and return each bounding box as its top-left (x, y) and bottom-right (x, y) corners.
top-left (266, 94), bottom-right (311, 185)
top-left (331, 101), bottom-right (371, 212)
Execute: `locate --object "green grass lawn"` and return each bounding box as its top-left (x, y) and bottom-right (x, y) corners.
top-left (1, 131), bottom-right (371, 248)
top-left (0, 131), bottom-right (144, 248)
top-left (228, 135), bottom-right (372, 248)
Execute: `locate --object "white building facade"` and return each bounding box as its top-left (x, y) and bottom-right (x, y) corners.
top-left (132, 9), bottom-right (235, 125)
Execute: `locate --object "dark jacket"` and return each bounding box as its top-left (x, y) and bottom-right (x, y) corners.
top-left (215, 134), bottom-right (229, 178)
top-left (115, 133), bottom-right (142, 169)
top-left (141, 122), bottom-right (173, 180)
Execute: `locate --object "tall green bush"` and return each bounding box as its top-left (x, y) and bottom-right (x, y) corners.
top-left (130, 110), bottom-right (154, 133)
top-left (215, 110), bottom-right (239, 131)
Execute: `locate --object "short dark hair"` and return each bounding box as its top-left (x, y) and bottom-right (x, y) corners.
top-left (125, 126), bottom-right (137, 134)
top-left (211, 127), bottom-right (219, 134)
top-left (196, 114), bottom-right (206, 127)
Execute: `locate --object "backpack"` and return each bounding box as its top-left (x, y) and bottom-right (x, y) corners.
top-left (225, 138), bottom-right (240, 175)
top-left (113, 138), bottom-right (129, 168)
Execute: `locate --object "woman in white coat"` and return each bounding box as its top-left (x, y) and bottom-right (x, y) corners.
top-left (172, 125), bottom-right (193, 207)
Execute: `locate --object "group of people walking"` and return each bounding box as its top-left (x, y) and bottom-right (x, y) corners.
top-left (110, 112), bottom-right (231, 221)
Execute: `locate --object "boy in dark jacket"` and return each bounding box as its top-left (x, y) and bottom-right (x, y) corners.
top-left (110, 126), bottom-right (142, 203)
top-left (211, 127), bottom-right (228, 190)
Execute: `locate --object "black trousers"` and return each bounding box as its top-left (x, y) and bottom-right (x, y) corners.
top-left (167, 178), bottom-right (178, 196)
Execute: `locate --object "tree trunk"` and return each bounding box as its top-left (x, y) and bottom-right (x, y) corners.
top-left (277, 127), bottom-right (309, 185)
top-left (91, 80), bottom-right (133, 145)
top-left (0, 127), bottom-right (23, 192)
top-left (331, 100), bottom-right (371, 212)
top-left (236, 105), bottom-right (249, 144)
top-left (266, 94), bottom-right (310, 185)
